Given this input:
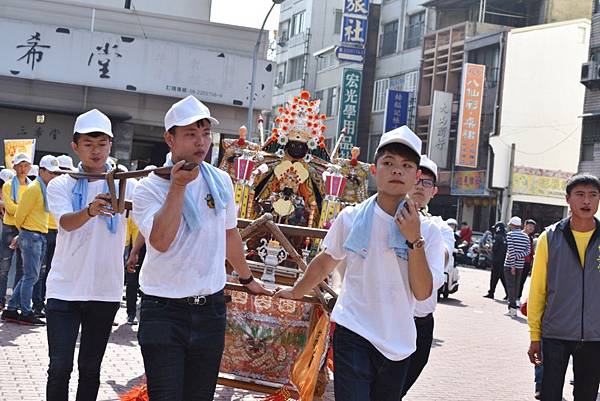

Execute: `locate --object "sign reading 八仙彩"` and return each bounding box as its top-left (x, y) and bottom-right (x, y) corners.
top-left (455, 63), bottom-right (485, 168)
top-left (0, 19), bottom-right (273, 110)
top-left (337, 68), bottom-right (363, 159)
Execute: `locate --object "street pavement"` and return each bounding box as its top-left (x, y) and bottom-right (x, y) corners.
top-left (0, 266), bottom-right (596, 400)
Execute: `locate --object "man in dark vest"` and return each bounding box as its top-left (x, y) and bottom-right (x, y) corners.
top-left (528, 173), bottom-right (600, 401)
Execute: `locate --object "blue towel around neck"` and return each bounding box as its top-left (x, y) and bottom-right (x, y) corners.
top-left (163, 156), bottom-right (231, 231)
top-left (71, 162), bottom-right (118, 234)
top-left (11, 175), bottom-right (31, 203)
top-left (343, 195), bottom-right (409, 261)
top-left (36, 176), bottom-right (49, 212)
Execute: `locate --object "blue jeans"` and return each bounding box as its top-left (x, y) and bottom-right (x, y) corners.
top-left (402, 314), bottom-right (434, 397)
top-left (0, 223), bottom-right (23, 306)
top-left (46, 299), bottom-right (119, 401)
top-left (333, 325), bottom-right (410, 401)
top-left (541, 338), bottom-right (600, 401)
top-left (138, 292), bottom-right (227, 401)
top-left (7, 230), bottom-right (46, 314)
top-left (33, 229), bottom-right (57, 311)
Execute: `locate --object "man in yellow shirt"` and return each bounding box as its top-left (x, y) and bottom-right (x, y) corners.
top-left (1, 155), bottom-right (60, 325)
top-left (0, 153), bottom-right (31, 311)
top-left (32, 189), bottom-right (60, 318)
top-left (527, 173), bottom-right (600, 401)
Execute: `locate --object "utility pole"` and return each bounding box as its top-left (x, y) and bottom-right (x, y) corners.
top-left (502, 143), bottom-right (516, 222)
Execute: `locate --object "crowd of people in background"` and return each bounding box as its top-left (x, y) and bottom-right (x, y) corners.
top-left (0, 149), bottom-right (146, 328)
top-left (0, 98), bottom-right (598, 401)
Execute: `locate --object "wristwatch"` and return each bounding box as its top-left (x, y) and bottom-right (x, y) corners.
top-left (406, 237), bottom-right (426, 250)
top-left (239, 275), bottom-right (255, 285)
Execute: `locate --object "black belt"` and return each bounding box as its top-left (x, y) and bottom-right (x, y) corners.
top-left (22, 228), bottom-right (46, 235)
top-left (414, 313), bottom-right (433, 323)
top-left (142, 290), bottom-right (231, 307)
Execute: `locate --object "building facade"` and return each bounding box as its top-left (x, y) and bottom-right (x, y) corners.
top-left (0, 0), bottom-right (272, 168)
top-left (579, 1), bottom-right (600, 177)
top-left (416, 0), bottom-right (591, 230)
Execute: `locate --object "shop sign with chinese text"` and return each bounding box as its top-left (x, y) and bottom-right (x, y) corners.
top-left (455, 63), bottom-right (485, 168)
top-left (337, 68), bottom-right (363, 159)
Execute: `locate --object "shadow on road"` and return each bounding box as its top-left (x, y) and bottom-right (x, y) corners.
top-left (431, 337), bottom-right (445, 348)
top-left (106, 373), bottom-right (145, 398)
top-left (109, 322), bottom-right (138, 347)
top-left (438, 298), bottom-right (468, 308)
top-left (0, 321), bottom-right (41, 346)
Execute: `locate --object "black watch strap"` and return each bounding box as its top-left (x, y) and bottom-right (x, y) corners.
top-left (239, 275), bottom-right (255, 285)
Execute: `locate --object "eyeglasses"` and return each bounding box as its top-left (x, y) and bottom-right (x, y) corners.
top-left (416, 178), bottom-right (435, 188)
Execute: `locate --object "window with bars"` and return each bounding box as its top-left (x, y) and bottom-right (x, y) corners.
top-left (379, 20), bottom-right (398, 57)
top-left (287, 56), bottom-right (304, 83)
top-left (315, 87), bottom-right (338, 116)
top-left (372, 79), bottom-right (389, 112)
top-left (278, 20), bottom-right (290, 43)
top-left (291, 11), bottom-right (306, 37)
top-left (317, 52), bottom-right (336, 71)
top-left (334, 9), bottom-right (343, 34)
top-left (403, 12), bottom-right (425, 50)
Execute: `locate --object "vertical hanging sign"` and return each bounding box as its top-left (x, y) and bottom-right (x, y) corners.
top-left (337, 68), bottom-right (363, 159)
top-left (383, 89), bottom-right (409, 132)
top-left (455, 63), bottom-right (485, 168)
top-left (428, 90), bottom-right (453, 168)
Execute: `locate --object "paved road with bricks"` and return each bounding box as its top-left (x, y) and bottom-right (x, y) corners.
top-left (0, 266), bottom-right (595, 400)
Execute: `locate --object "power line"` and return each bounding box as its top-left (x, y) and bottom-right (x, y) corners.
top-left (496, 126), bottom-right (581, 156)
top-left (130, 2), bottom-right (148, 39)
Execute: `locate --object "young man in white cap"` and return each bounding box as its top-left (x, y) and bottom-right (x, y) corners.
top-left (504, 216), bottom-right (530, 317)
top-left (45, 109), bottom-right (136, 401)
top-left (132, 95), bottom-right (271, 400)
top-left (0, 168), bottom-right (15, 218)
top-left (401, 155), bottom-right (450, 398)
top-left (275, 126), bottom-right (444, 401)
top-left (0, 153), bottom-right (31, 311)
top-left (1, 155), bottom-right (60, 325)
top-left (56, 154), bottom-right (75, 171)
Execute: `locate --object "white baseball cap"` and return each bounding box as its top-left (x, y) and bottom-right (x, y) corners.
top-left (164, 95), bottom-right (219, 131)
top-left (509, 216), bottom-right (522, 227)
top-left (39, 155), bottom-right (61, 172)
top-left (12, 152), bottom-right (32, 166)
top-left (0, 168), bottom-right (15, 182)
top-left (57, 155), bottom-right (75, 171)
top-left (74, 109), bottom-right (113, 138)
top-left (419, 155), bottom-right (438, 181)
top-left (28, 165), bottom-right (39, 177)
top-left (375, 125), bottom-right (421, 162)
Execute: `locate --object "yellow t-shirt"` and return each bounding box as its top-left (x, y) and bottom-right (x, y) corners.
top-left (125, 216), bottom-right (139, 247)
top-left (2, 180), bottom-right (28, 226)
top-left (48, 213), bottom-right (58, 230)
top-left (15, 180), bottom-right (50, 234)
top-left (528, 229), bottom-right (593, 341)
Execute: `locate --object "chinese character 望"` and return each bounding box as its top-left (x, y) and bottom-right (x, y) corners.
top-left (88, 42), bottom-right (123, 79)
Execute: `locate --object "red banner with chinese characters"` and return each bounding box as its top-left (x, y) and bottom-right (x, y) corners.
top-left (455, 63), bottom-right (485, 168)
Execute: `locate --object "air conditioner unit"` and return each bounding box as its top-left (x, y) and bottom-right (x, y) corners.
top-left (581, 61), bottom-right (600, 89)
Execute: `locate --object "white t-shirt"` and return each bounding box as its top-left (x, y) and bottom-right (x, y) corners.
top-left (322, 202), bottom-right (445, 361)
top-left (413, 215), bottom-right (452, 318)
top-left (46, 175), bottom-right (136, 302)
top-left (131, 169), bottom-right (237, 298)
